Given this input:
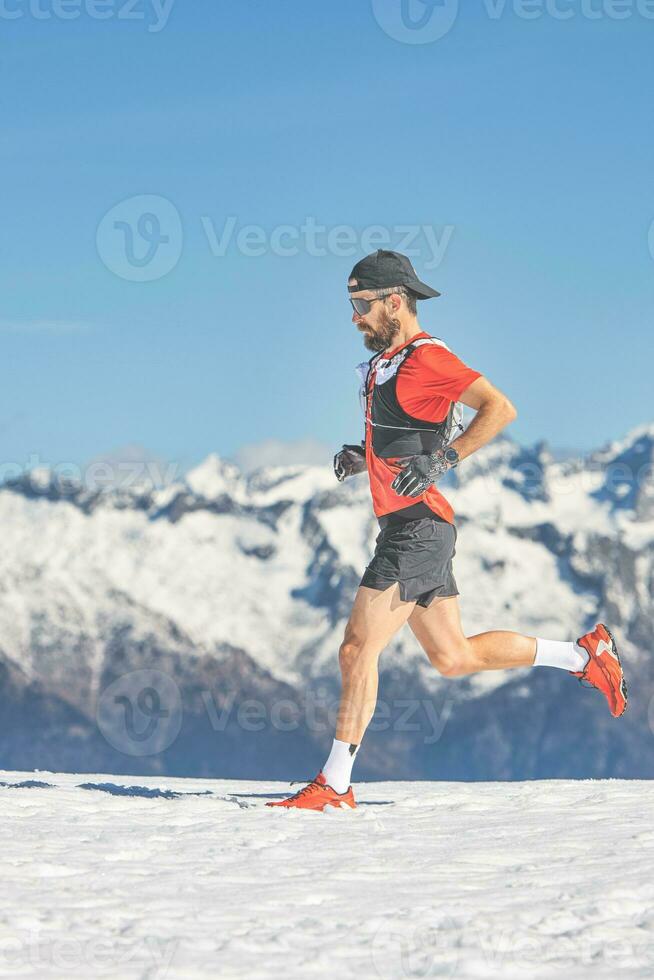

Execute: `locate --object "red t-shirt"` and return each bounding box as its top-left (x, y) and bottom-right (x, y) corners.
top-left (367, 332), bottom-right (481, 524)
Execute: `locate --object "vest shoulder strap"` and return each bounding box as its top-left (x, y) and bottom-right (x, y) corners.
top-left (354, 336), bottom-right (453, 390)
top-left (403, 335), bottom-right (452, 356)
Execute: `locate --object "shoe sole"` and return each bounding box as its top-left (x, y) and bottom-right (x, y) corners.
top-left (599, 623), bottom-right (628, 717)
top-left (267, 801), bottom-right (356, 811)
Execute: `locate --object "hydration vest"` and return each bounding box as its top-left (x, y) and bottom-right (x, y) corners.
top-left (355, 336), bottom-right (463, 459)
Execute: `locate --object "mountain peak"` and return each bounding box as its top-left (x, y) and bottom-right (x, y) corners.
top-left (185, 454), bottom-right (243, 500)
top-left (594, 423), bottom-right (654, 462)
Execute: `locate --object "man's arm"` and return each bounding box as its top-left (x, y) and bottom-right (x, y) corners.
top-left (391, 375), bottom-right (517, 497)
top-left (449, 376), bottom-right (517, 462)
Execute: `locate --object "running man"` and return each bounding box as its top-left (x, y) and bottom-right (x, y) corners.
top-left (267, 249), bottom-right (628, 812)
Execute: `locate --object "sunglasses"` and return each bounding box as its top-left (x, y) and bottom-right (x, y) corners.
top-left (349, 288), bottom-right (398, 317)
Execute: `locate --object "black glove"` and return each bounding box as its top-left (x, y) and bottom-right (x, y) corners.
top-left (390, 450), bottom-right (449, 498)
top-left (334, 443), bottom-right (366, 483)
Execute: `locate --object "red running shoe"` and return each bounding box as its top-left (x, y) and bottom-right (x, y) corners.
top-left (571, 623), bottom-right (628, 718)
top-left (266, 772), bottom-right (356, 811)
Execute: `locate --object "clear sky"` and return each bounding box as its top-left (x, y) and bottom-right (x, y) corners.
top-left (2, 0), bottom-right (653, 477)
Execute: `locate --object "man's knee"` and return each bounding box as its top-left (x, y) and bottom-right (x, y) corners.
top-left (339, 639), bottom-right (360, 669)
top-left (428, 641), bottom-right (475, 677)
top-left (338, 638), bottom-right (374, 675)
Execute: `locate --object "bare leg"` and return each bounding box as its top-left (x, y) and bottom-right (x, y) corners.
top-left (409, 596), bottom-right (537, 677)
top-left (335, 584), bottom-right (416, 744)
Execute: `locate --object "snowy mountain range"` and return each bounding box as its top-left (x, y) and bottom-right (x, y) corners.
top-left (1, 425), bottom-right (653, 781)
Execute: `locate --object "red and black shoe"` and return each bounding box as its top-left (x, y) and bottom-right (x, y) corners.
top-left (266, 772), bottom-right (356, 811)
top-left (571, 623), bottom-right (628, 718)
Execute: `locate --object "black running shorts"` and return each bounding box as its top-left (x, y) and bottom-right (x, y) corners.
top-left (360, 515), bottom-right (459, 608)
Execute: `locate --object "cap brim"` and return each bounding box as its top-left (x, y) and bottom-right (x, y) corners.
top-left (411, 280), bottom-right (441, 299)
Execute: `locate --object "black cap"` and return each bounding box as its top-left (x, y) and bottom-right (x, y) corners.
top-left (348, 250), bottom-right (441, 299)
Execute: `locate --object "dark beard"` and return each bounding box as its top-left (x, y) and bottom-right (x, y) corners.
top-left (361, 308), bottom-right (401, 352)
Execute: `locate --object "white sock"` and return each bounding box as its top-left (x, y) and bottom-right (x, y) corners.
top-left (322, 738), bottom-right (359, 794)
top-left (534, 638), bottom-right (589, 673)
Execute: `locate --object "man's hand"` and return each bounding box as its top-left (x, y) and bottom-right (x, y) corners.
top-left (334, 443), bottom-right (366, 482)
top-left (391, 450), bottom-right (449, 498)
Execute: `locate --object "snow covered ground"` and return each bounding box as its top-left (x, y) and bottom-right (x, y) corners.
top-left (1, 772), bottom-right (653, 979)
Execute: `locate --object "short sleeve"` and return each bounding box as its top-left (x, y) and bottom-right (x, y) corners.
top-left (395, 345), bottom-right (482, 422)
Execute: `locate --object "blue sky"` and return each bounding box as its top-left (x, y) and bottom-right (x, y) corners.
top-left (2, 1), bottom-right (653, 476)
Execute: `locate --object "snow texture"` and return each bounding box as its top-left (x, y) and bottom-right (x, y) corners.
top-left (1, 771), bottom-right (653, 979)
